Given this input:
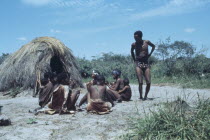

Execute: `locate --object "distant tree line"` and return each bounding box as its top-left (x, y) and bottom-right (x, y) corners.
top-left (1, 39), bottom-right (209, 87)
top-left (77, 39), bottom-right (210, 85)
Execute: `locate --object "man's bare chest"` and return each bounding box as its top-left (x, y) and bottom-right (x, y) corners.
top-left (135, 44), bottom-right (148, 52)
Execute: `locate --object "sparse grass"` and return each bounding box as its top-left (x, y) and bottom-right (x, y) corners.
top-left (122, 97), bottom-right (210, 140)
top-left (152, 76), bottom-right (210, 89)
top-left (27, 118), bottom-right (37, 124)
top-left (82, 75), bottom-right (210, 89)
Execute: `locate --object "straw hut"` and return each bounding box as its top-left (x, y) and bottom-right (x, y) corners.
top-left (0, 37), bottom-right (83, 91)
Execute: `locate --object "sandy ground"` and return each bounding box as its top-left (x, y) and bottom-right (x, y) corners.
top-left (0, 85), bottom-right (210, 140)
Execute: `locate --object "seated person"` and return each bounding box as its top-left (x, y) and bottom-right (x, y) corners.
top-left (69, 78), bottom-right (76, 89)
top-left (33, 72), bottom-right (52, 97)
top-left (78, 70), bottom-right (100, 106)
top-left (38, 72), bottom-right (58, 108)
top-left (117, 78), bottom-right (132, 102)
top-left (86, 70), bottom-right (100, 86)
top-left (86, 75), bottom-right (114, 114)
top-left (106, 69), bottom-right (124, 101)
top-left (41, 72), bottom-right (52, 86)
top-left (47, 73), bottom-right (80, 114)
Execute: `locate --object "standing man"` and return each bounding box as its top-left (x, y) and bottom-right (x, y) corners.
top-left (131, 30), bottom-right (155, 100)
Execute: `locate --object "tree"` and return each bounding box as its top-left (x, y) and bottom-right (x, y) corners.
top-left (155, 38), bottom-right (195, 76)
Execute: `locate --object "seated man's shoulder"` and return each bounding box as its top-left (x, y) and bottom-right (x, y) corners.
top-left (59, 85), bottom-right (70, 90)
top-left (102, 85), bottom-right (107, 89)
top-left (89, 85), bottom-right (96, 89)
top-left (118, 78), bottom-right (123, 82)
top-left (95, 85), bottom-right (106, 90)
top-left (86, 81), bottom-right (91, 85)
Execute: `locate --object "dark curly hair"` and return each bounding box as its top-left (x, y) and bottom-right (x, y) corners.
top-left (134, 30), bottom-right (143, 38)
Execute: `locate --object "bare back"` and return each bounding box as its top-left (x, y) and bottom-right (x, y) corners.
top-left (89, 85), bottom-right (107, 101)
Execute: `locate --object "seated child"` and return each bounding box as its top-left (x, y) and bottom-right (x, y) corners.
top-left (117, 78), bottom-right (132, 102)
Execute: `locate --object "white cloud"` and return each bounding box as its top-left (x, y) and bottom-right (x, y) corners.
top-left (50, 29), bottom-right (61, 33)
top-left (21, 0), bottom-right (51, 6)
top-left (184, 28), bottom-right (196, 33)
top-left (130, 0), bottom-right (210, 20)
top-left (17, 37), bottom-right (27, 41)
top-left (51, 0), bottom-right (104, 7)
top-left (21, 0), bottom-right (104, 7)
top-left (125, 8), bottom-right (135, 12)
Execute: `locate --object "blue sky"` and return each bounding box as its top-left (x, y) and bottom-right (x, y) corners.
top-left (0, 0), bottom-right (210, 59)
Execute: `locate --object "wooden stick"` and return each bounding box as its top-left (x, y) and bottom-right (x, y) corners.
top-left (38, 70), bottom-right (42, 87)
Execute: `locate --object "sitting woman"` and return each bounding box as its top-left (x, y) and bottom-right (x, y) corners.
top-left (106, 69), bottom-right (124, 101)
top-left (117, 78), bottom-right (132, 102)
top-left (33, 72), bottom-right (52, 97)
top-left (46, 73), bottom-right (80, 114)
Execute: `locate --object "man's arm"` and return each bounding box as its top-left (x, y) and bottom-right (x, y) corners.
top-left (147, 40), bottom-right (155, 57)
top-left (131, 43), bottom-right (136, 61)
top-left (109, 79), bottom-right (120, 91)
top-left (105, 89), bottom-right (114, 107)
top-left (118, 86), bottom-right (129, 94)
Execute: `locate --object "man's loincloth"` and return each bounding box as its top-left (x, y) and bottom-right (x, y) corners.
top-left (136, 62), bottom-right (150, 70)
top-left (47, 85), bottom-right (73, 114)
top-left (87, 99), bottom-right (112, 115)
top-left (135, 61), bottom-right (151, 84)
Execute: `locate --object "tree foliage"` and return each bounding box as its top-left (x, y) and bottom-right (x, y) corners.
top-left (77, 39), bottom-right (210, 85)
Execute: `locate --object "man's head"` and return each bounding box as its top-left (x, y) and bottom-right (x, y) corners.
top-left (123, 78), bottom-right (129, 86)
top-left (96, 75), bottom-right (105, 85)
top-left (92, 70), bottom-right (100, 79)
top-left (57, 72), bottom-right (70, 85)
top-left (134, 30), bottom-right (143, 42)
top-left (44, 72), bottom-right (51, 79)
top-left (112, 69), bottom-right (121, 79)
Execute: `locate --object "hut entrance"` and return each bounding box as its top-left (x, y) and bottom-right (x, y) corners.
top-left (50, 56), bottom-right (64, 74)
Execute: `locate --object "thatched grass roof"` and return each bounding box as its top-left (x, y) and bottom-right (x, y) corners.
top-left (0, 37), bottom-right (83, 91)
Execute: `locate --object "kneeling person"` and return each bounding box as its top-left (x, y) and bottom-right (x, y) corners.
top-left (87, 75), bottom-right (114, 115)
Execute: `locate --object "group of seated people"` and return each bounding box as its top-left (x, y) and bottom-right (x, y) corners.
top-left (33, 69), bottom-right (132, 115)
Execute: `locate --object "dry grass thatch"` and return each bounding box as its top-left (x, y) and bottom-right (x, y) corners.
top-left (0, 37), bottom-right (83, 91)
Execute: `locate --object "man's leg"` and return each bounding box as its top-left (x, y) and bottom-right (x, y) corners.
top-left (68, 90), bottom-right (80, 110)
top-left (144, 68), bottom-right (151, 100)
top-left (106, 89), bottom-right (118, 101)
top-left (107, 89), bottom-right (121, 99)
top-left (105, 91), bottom-right (115, 106)
top-left (135, 66), bottom-right (143, 99)
top-left (78, 93), bottom-right (87, 107)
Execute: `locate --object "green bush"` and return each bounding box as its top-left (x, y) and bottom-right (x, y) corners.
top-left (76, 39), bottom-right (210, 88)
top-left (122, 98), bottom-right (210, 140)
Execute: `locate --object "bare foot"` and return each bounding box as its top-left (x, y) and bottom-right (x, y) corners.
top-left (143, 97), bottom-right (147, 101)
